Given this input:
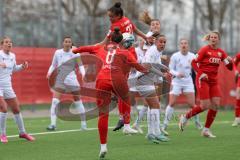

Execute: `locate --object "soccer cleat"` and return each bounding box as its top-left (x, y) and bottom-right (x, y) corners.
top-left (123, 127), bottom-right (138, 135)
top-left (161, 127), bottom-right (169, 136)
top-left (0, 134), bottom-right (8, 143)
top-left (179, 114), bottom-right (187, 131)
top-left (99, 148), bottom-right (107, 159)
top-left (46, 125), bottom-right (56, 131)
top-left (201, 130), bottom-right (216, 138)
top-left (19, 133), bottom-right (35, 141)
top-left (146, 134), bottom-right (159, 144)
top-left (155, 134), bottom-right (170, 142)
top-left (80, 123), bottom-right (87, 131)
top-left (113, 119), bottom-right (124, 131)
top-left (195, 121), bottom-right (203, 130)
top-left (132, 123), bottom-right (143, 134)
top-left (232, 118), bottom-right (240, 127)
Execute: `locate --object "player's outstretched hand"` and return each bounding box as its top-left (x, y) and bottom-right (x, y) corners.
top-left (22, 61), bottom-right (28, 69)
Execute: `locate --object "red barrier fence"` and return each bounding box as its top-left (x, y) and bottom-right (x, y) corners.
top-left (11, 47), bottom-right (236, 106)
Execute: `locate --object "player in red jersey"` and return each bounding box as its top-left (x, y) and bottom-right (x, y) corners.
top-left (232, 53), bottom-right (240, 126)
top-left (99, 2), bottom-right (151, 45)
top-left (179, 31), bottom-right (233, 138)
top-left (73, 28), bottom-right (149, 159)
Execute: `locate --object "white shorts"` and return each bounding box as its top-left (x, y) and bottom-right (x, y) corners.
top-left (54, 78), bottom-right (80, 93)
top-left (0, 87), bottom-right (16, 99)
top-left (170, 84), bottom-right (195, 96)
top-left (135, 85), bottom-right (156, 97)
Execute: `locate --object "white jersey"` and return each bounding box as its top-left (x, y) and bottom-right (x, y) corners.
top-left (48, 49), bottom-right (85, 84)
top-left (128, 47), bottom-right (145, 79)
top-left (169, 51), bottom-right (195, 86)
top-left (136, 45), bottom-right (164, 83)
top-left (0, 50), bottom-right (23, 88)
top-left (143, 31), bottom-right (153, 50)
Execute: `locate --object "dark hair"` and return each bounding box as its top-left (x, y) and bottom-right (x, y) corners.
top-left (63, 36), bottom-right (72, 41)
top-left (111, 27), bottom-right (123, 43)
top-left (108, 2), bottom-right (123, 17)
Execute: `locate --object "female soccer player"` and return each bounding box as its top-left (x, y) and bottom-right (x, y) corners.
top-left (133, 34), bottom-right (170, 143)
top-left (0, 36), bottom-right (35, 143)
top-left (46, 37), bottom-right (87, 131)
top-left (99, 2), bottom-right (151, 45)
top-left (162, 38), bottom-right (202, 135)
top-left (73, 28), bottom-right (149, 159)
top-left (132, 12), bottom-right (167, 133)
top-left (232, 53), bottom-right (240, 126)
top-left (179, 31), bottom-right (233, 138)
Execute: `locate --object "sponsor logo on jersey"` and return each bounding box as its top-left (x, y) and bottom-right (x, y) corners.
top-left (209, 57), bottom-right (221, 64)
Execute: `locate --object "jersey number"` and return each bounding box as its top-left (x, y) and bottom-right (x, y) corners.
top-left (106, 50), bottom-right (116, 64)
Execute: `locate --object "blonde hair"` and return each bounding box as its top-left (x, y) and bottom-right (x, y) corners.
top-left (203, 31), bottom-right (221, 41)
top-left (139, 11), bottom-right (160, 26)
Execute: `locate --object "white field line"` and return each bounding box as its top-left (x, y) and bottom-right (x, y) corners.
top-left (7, 120), bottom-right (232, 138)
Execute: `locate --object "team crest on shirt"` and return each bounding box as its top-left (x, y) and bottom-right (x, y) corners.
top-left (218, 52), bottom-right (222, 57)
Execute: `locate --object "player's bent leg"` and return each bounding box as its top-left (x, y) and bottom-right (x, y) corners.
top-left (0, 96), bottom-right (8, 143)
top-left (6, 97), bottom-right (35, 141)
top-left (163, 93), bottom-right (178, 134)
top-left (185, 91), bottom-right (203, 130)
top-left (201, 97), bottom-right (219, 138)
top-left (232, 87), bottom-right (240, 126)
top-left (112, 98), bottom-right (124, 131)
top-left (145, 94), bottom-right (169, 142)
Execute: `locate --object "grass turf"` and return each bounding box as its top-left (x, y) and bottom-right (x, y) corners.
top-left (1, 110), bottom-right (240, 160)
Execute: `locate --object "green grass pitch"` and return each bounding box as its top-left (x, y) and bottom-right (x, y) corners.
top-left (1, 110), bottom-right (240, 160)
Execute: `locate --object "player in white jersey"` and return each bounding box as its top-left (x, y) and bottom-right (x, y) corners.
top-left (0, 36), bottom-right (35, 143)
top-left (162, 38), bottom-right (202, 135)
top-left (131, 34), bottom-right (170, 143)
top-left (46, 37), bottom-right (87, 131)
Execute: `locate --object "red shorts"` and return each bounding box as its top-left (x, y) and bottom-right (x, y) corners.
top-left (96, 79), bottom-right (130, 107)
top-left (196, 77), bottom-right (221, 100)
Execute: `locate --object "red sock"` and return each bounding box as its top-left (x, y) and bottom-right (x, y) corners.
top-left (118, 98), bottom-right (124, 118)
top-left (205, 109), bottom-right (217, 128)
top-left (121, 98), bottom-right (131, 124)
top-left (235, 99), bottom-right (240, 117)
top-left (186, 105), bottom-right (204, 119)
top-left (98, 112), bottom-right (109, 144)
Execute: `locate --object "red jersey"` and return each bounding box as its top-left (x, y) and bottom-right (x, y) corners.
top-left (121, 47), bottom-right (137, 77)
top-left (192, 45), bottom-right (229, 80)
top-left (73, 45), bottom-right (147, 81)
top-left (234, 53), bottom-right (240, 71)
top-left (107, 16), bottom-right (136, 38)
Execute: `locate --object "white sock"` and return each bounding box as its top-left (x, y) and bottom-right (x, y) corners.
top-left (193, 114), bottom-right (200, 123)
top-left (136, 105), bottom-right (148, 125)
top-left (151, 109), bottom-right (161, 136)
top-left (203, 127), bottom-right (209, 132)
top-left (147, 108), bottom-right (154, 135)
top-left (50, 98), bottom-right (60, 126)
top-left (124, 124), bottom-right (130, 129)
top-left (101, 144), bottom-right (107, 151)
top-left (14, 113), bottom-right (26, 134)
top-left (163, 105), bottom-right (174, 127)
top-left (0, 112), bottom-right (7, 135)
top-left (74, 100), bottom-right (86, 126)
